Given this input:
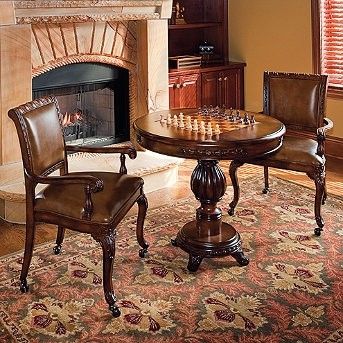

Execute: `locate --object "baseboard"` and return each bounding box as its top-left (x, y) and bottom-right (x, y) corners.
top-left (326, 136), bottom-right (343, 159)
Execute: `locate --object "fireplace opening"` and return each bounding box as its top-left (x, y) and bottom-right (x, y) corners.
top-left (32, 63), bottom-right (130, 146)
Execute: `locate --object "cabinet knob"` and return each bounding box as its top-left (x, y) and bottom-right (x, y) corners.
top-left (175, 83), bottom-right (180, 89)
top-left (224, 77), bottom-right (228, 81)
top-left (218, 77), bottom-right (222, 82)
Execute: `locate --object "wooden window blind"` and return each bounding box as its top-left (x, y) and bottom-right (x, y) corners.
top-left (321, 0), bottom-right (343, 89)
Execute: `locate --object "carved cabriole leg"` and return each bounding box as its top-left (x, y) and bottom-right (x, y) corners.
top-left (53, 226), bottom-right (65, 255)
top-left (262, 166), bottom-right (269, 194)
top-left (92, 231), bottom-right (121, 317)
top-left (20, 218), bottom-right (35, 293)
top-left (322, 178), bottom-right (327, 205)
top-left (136, 193), bottom-right (149, 258)
top-left (228, 160), bottom-right (244, 216)
top-left (307, 165), bottom-right (325, 236)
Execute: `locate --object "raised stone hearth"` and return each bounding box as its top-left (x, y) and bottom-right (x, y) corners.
top-left (0, 0), bottom-right (174, 223)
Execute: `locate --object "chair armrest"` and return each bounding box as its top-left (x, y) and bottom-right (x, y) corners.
top-left (36, 174), bottom-right (104, 192)
top-left (36, 174), bottom-right (104, 220)
top-left (65, 142), bottom-right (137, 174)
top-left (317, 117), bottom-right (333, 134)
top-left (316, 117), bottom-right (333, 157)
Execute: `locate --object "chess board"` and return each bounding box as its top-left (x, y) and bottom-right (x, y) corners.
top-left (158, 109), bottom-right (258, 136)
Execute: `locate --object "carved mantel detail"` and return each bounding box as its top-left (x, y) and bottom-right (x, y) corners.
top-left (13, 0), bottom-right (172, 24)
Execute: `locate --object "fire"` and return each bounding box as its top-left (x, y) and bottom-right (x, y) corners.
top-left (62, 110), bottom-right (83, 127)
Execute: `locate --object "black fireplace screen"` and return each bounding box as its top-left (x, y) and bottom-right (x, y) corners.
top-left (32, 63), bottom-right (129, 146)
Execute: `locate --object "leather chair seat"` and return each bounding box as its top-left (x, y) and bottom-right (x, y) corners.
top-left (264, 135), bottom-right (323, 167)
top-left (35, 172), bottom-right (144, 224)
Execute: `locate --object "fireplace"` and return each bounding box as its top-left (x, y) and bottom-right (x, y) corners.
top-left (32, 63), bottom-right (130, 146)
top-left (0, 1), bottom-right (178, 223)
top-left (0, 1), bottom-right (171, 165)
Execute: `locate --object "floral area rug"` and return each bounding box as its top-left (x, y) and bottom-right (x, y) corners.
top-left (0, 177), bottom-right (342, 343)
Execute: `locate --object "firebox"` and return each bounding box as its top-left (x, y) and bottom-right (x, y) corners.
top-left (32, 63), bottom-right (129, 146)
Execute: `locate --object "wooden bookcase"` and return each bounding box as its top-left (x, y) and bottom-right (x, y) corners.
top-left (168, 0), bottom-right (245, 110)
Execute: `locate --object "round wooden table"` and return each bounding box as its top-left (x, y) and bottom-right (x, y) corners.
top-left (134, 109), bottom-right (285, 272)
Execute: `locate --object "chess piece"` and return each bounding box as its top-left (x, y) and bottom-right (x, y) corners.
top-left (186, 116), bottom-right (192, 130)
top-left (179, 114), bottom-right (185, 128)
top-left (167, 113), bottom-right (172, 125)
top-left (250, 114), bottom-right (256, 124)
top-left (207, 121), bottom-right (212, 136)
top-left (160, 114), bottom-right (164, 122)
top-left (193, 119), bottom-right (199, 131)
top-left (214, 124), bottom-right (221, 135)
top-left (172, 114), bottom-right (178, 127)
top-left (199, 121), bottom-right (206, 134)
top-left (243, 113), bottom-right (250, 125)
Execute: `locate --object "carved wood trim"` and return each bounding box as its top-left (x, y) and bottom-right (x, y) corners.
top-left (14, 1), bottom-right (163, 8)
top-left (13, 0), bottom-right (167, 24)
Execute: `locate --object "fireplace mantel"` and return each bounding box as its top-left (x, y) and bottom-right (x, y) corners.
top-left (0, 0), bottom-right (171, 165)
top-left (12, 0), bottom-right (172, 24)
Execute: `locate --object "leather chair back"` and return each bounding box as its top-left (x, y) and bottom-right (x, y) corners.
top-left (263, 71), bottom-right (327, 133)
top-left (8, 96), bottom-right (66, 177)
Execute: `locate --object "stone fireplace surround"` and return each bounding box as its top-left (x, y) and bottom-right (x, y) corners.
top-left (0, 1), bottom-right (180, 223)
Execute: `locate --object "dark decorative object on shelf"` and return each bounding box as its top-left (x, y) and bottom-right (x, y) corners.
top-left (169, 5), bottom-right (176, 25)
top-left (199, 41), bottom-right (214, 64)
top-left (199, 41), bottom-right (214, 55)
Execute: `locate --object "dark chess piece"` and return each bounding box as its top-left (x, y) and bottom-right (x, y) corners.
top-left (250, 114), bottom-right (256, 124)
top-left (243, 113), bottom-right (250, 125)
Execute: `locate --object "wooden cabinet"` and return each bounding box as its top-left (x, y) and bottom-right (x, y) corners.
top-left (168, 0), bottom-right (245, 110)
top-left (169, 73), bottom-right (201, 109)
top-left (202, 67), bottom-right (244, 109)
top-left (169, 64), bottom-right (245, 110)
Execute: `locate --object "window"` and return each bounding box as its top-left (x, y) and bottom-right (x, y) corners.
top-left (312, 0), bottom-right (343, 98)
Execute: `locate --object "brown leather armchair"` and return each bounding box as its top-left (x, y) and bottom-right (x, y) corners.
top-left (228, 71), bottom-right (333, 236)
top-left (8, 96), bottom-right (149, 317)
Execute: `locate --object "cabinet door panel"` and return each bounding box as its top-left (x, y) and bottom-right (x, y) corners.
top-left (222, 69), bottom-right (244, 109)
top-left (169, 75), bottom-right (180, 109)
top-left (169, 73), bottom-right (200, 109)
top-left (179, 73), bottom-right (201, 109)
top-left (201, 71), bottom-right (218, 106)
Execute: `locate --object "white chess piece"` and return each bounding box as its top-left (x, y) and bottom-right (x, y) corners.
top-left (179, 117), bottom-right (185, 128)
top-left (214, 124), bottom-right (221, 135)
top-left (193, 119), bottom-right (199, 131)
top-left (185, 116), bottom-right (192, 130)
top-left (200, 121), bottom-right (206, 134)
top-left (167, 113), bottom-right (172, 125)
top-left (172, 114), bottom-right (178, 127)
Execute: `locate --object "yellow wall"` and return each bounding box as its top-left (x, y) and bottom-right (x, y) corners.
top-left (229, 0), bottom-right (343, 138)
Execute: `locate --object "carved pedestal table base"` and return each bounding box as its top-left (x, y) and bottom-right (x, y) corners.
top-left (171, 160), bottom-right (248, 271)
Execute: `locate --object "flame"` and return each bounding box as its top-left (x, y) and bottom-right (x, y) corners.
top-left (62, 110), bottom-right (83, 127)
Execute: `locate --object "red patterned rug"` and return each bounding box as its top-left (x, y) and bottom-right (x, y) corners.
top-left (0, 177), bottom-right (342, 343)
